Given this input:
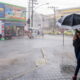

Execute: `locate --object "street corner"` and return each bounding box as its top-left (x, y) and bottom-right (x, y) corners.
top-left (35, 58), bottom-right (47, 67)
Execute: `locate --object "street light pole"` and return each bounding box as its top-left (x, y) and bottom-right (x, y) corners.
top-left (28, 2), bottom-right (49, 28)
top-left (33, 3), bottom-right (49, 30)
top-left (27, 2), bottom-right (49, 27)
top-left (48, 6), bottom-right (56, 32)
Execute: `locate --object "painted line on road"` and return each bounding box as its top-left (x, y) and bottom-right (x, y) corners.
top-left (41, 48), bottom-right (47, 58)
top-left (41, 48), bottom-right (47, 63)
top-left (35, 48), bottom-right (48, 67)
top-left (41, 48), bottom-right (45, 58)
top-left (35, 58), bottom-right (47, 67)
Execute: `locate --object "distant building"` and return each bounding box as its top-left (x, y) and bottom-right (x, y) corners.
top-left (33, 13), bottom-right (51, 32)
top-left (56, 7), bottom-right (80, 19)
top-left (0, 2), bottom-right (26, 38)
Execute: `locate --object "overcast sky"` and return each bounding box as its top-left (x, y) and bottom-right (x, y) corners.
top-left (0, 0), bottom-right (80, 15)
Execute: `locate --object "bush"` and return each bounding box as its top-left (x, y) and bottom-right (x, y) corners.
top-left (64, 31), bottom-right (73, 35)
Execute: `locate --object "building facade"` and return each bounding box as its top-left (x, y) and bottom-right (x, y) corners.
top-left (56, 7), bottom-right (80, 19)
top-left (0, 2), bottom-right (26, 39)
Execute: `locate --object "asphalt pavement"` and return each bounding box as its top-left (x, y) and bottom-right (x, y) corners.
top-left (0, 35), bottom-right (79, 80)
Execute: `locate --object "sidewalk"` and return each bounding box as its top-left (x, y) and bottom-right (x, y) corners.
top-left (16, 46), bottom-right (79, 80)
top-left (0, 35), bottom-right (79, 80)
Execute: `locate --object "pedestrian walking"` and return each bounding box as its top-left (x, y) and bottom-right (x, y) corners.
top-left (0, 34), bottom-right (2, 40)
top-left (73, 29), bottom-right (80, 80)
top-left (57, 13), bottom-right (80, 80)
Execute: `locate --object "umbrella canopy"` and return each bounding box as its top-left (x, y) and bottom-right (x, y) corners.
top-left (57, 13), bottom-right (80, 29)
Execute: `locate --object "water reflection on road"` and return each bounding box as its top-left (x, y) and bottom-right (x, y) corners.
top-left (0, 35), bottom-right (77, 80)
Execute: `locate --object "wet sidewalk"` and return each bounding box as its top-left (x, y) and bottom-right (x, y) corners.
top-left (0, 35), bottom-right (80, 80)
top-left (16, 46), bottom-right (79, 80)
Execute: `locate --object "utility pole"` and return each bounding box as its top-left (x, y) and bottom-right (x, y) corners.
top-left (27, 0), bottom-right (34, 28)
top-left (53, 7), bottom-right (56, 31)
top-left (29, 0), bottom-right (38, 28)
top-left (28, 0), bottom-right (30, 27)
top-left (48, 6), bottom-right (56, 32)
top-left (42, 17), bottom-right (44, 29)
top-left (31, 0), bottom-right (33, 27)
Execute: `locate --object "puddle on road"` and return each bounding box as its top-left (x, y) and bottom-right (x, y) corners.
top-left (60, 64), bottom-right (76, 74)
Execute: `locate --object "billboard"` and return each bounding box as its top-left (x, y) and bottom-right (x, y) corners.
top-left (5, 5), bottom-right (26, 20)
top-left (0, 3), bottom-right (5, 18)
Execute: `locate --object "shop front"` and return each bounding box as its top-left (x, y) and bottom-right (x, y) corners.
top-left (4, 21), bottom-right (26, 39)
top-left (0, 2), bottom-right (26, 40)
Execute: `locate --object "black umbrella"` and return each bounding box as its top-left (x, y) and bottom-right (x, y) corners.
top-left (57, 13), bottom-right (80, 29)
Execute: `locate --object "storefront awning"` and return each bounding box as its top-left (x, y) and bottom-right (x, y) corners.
top-left (4, 21), bottom-right (26, 27)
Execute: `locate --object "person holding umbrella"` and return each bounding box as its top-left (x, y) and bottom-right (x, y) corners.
top-left (57, 13), bottom-right (80, 80)
top-left (73, 29), bottom-right (80, 80)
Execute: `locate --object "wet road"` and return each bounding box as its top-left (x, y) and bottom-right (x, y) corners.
top-left (0, 35), bottom-right (78, 80)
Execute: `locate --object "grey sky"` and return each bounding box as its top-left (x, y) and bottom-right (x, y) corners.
top-left (0, 0), bottom-right (80, 14)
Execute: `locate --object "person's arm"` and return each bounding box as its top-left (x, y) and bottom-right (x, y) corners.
top-left (73, 34), bottom-right (80, 47)
top-left (73, 35), bottom-right (77, 40)
top-left (73, 34), bottom-right (78, 47)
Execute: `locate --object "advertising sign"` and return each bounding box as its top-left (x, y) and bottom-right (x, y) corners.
top-left (0, 3), bottom-right (5, 18)
top-left (0, 24), bottom-right (2, 34)
top-left (5, 5), bottom-right (26, 20)
top-left (0, 21), bottom-right (4, 34)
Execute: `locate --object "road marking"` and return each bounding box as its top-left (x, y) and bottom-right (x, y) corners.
top-left (35, 48), bottom-right (48, 67)
top-left (41, 48), bottom-right (47, 58)
top-left (35, 58), bottom-right (47, 66)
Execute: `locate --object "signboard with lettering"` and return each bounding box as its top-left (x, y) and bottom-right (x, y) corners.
top-left (5, 5), bottom-right (26, 20)
top-left (0, 3), bottom-right (5, 18)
